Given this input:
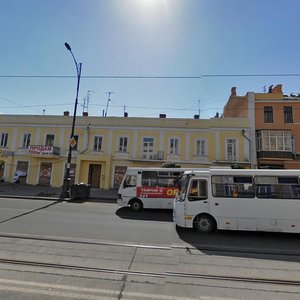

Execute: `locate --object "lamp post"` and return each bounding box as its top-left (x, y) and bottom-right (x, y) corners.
top-left (60, 42), bottom-right (82, 199)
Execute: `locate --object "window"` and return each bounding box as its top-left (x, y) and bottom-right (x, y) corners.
top-left (142, 137), bottom-right (154, 159)
top-left (170, 138), bottom-right (179, 155)
top-left (256, 130), bottom-right (292, 151)
top-left (22, 133), bottom-right (31, 148)
top-left (211, 175), bottom-right (254, 198)
top-left (226, 139), bottom-right (237, 161)
top-left (94, 136), bottom-right (103, 151)
top-left (118, 137), bottom-right (128, 152)
top-left (157, 170), bottom-right (181, 187)
top-left (264, 106), bottom-right (273, 123)
top-left (142, 171), bottom-right (158, 186)
top-left (0, 133), bottom-right (8, 147)
top-left (73, 135), bottom-right (79, 150)
top-left (195, 139), bottom-right (207, 156)
top-left (284, 106), bottom-right (293, 123)
top-left (124, 175), bottom-right (136, 188)
top-left (141, 170), bottom-right (181, 187)
top-left (45, 134), bottom-right (55, 147)
top-left (255, 176), bottom-right (300, 199)
top-left (188, 179), bottom-right (208, 201)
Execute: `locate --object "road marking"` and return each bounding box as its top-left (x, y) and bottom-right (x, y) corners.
top-left (0, 285), bottom-right (115, 300)
top-left (0, 278), bottom-right (239, 300)
top-left (0, 278), bottom-right (118, 295)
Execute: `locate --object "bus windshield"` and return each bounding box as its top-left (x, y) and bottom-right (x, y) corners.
top-left (176, 174), bottom-right (191, 201)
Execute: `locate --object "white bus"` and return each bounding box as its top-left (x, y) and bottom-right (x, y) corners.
top-left (117, 167), bottom-right (187, 211)
top-left (174, 169), bottom-right (300, 233)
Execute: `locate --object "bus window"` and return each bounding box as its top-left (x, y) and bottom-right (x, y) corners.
top-left (278, 177), bottom-right (300, 199)
top-left (255, 176), bottom-right (300, 199)
top-left (124, 175), bottom-right (137, 188)
top-left (212, 175), bottom-right (254, 198)
top-left (141, 171), bottom-right (158, 186)
top-left (188, 179), bottom-right (207, 201)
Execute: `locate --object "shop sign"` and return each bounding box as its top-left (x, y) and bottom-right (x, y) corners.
top-left (28, 145), bottom-right (53, 156)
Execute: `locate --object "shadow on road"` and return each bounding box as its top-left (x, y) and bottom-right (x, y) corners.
top-left (176, 226), bottom-right (300, 262)
top-left (116, 207), bottom-right (173, 222)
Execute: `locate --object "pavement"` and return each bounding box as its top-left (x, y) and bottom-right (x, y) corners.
top-left (0, 182), bottom-right (118, 202)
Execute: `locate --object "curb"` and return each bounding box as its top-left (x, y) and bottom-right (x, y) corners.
top-left (0, 194), bottom-right (117, 203)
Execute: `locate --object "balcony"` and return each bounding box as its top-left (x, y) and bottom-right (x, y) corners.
top-left (166, 153), bottom-right (180, 161)
top-left (27, 145), bottom-right (61, 157)
top-left (131, 151), bottom-right (165, 161)
top-left (257, 151), bottom-right (293, 159)
top-left (141, 151), bottom-right (163, 160)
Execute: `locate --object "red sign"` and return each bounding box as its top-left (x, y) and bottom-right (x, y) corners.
top-left (137, 187), bottom-right (179, 198)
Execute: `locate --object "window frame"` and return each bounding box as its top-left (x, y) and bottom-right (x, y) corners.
top-left (264, 106), bottom-right (274, 123)
top-left (284, 106), bottom-right (293, 123)
top-left (45, 134), bottom-right (55, 147)
top-left (195, 139), bottom-right (207, 157)
top-left (169, 137), bottom-right (180, 155)
top-left (22, 133), bottom-right (31, 148)
top-left (0, 133), bottom-right (8, 147)
top-left (93, 136), bottom-right (103, 151)
top-left (118, 136), bottom-right (128, 152)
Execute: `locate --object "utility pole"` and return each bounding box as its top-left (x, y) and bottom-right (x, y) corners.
top-left (198, 99), bottom-right (201, 118)
top-left (105, 92), bottom-right (114, 117)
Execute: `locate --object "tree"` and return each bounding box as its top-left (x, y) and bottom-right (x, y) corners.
top-left (161, 162), bottom-right (181, 168)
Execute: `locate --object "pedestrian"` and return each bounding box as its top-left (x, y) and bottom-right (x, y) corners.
top-left (11, 173), bottom-right (20, 190)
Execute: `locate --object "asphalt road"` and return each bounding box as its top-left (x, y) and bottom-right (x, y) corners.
top-left (0, 197), bottom-right (300, 299)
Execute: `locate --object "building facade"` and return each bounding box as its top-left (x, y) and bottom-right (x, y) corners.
top-left (223, 84), bottom-right (300, 169)
top-left (0, 113), bottom-right (251, 189)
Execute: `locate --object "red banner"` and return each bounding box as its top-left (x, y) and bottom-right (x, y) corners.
top-left (137, 187), bottom-right (179, 198)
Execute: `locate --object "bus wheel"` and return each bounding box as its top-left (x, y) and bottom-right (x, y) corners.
top-left (194, 214), bottom-right (216, 233)
top-left (130, 199), bottom-right (143, 211)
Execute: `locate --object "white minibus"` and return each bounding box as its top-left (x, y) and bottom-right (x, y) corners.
top-left (117, 167), bottom-right (187, 211)
top-left (174, 169), bottom-right (300, 233)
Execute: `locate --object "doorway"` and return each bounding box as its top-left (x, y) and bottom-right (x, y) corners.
top-left (39, 162), bottom-right (52, 185)
top-left (88, 164), bottom-right (101, 188)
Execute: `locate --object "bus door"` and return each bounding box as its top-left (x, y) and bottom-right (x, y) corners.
top-left (185, 178), bottom-right (209, 223)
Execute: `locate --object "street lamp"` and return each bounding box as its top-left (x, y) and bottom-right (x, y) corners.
top-left (60, 42), bottom-right (82, 199)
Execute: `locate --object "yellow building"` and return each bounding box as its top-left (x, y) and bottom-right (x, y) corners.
top-left (0, 113), bottom-right (251, 189)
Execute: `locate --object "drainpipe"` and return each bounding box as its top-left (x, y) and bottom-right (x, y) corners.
top-left (242, 129), bottom-right (252, 168)
top-left (80, 125), bottom-right (90, 154)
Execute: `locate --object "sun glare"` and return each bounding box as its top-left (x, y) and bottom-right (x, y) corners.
top-left (140, 0), bottom-right (167, 8)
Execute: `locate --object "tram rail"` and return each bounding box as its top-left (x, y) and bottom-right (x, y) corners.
top-left (0, 257), bottom-right (299, 287)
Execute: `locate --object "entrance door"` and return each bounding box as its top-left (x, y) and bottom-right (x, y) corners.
top-left (39, 162), bottom-right (52, 185)
top-left (88, 164), bottom-right (101, 188)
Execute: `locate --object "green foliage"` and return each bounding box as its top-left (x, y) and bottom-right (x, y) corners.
top-left (231, 164), bottom-right (245, 169)
top-left (161, 162), bottom-right (181, 168)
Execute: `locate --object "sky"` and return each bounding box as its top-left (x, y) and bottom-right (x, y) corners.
top-left (1, 0), bottom-right (300, 119)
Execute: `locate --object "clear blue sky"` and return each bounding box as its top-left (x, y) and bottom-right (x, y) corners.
top-left (1, 0), bottom-right (300, 119)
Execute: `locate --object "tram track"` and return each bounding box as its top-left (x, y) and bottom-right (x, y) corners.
top-left (1, 233), bottom-right (300, 257)
top-left (0, 257), bottom-right (299, 287)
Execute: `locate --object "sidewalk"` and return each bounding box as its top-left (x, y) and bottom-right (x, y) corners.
top-left (0, 182), bottom-right (118, 202)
